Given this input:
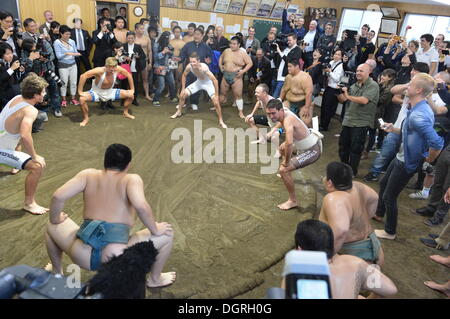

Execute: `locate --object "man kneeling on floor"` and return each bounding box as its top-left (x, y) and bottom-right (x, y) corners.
top-left (45, 143), bottom-right (176, 288)
top-left (319, 162), bottom-right (384, 266)
top-left (282, 219), bottom-right (397, 298)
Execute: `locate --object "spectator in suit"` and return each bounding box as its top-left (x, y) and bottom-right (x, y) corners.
top-left (215, 26), bottom-right (229, 53)
top-left (71, 18), bottom-right (92, 77)
top-left (0, 11), bottom-right (21, 57)
top-left (38, 10), bottom-right (53, 35)
top-left (123, 31), bottom-right (146, 106)
top-left (22, 18), bottom-right (47, 43)
top-left (0, 42), bottom-right (25, 109)
top-left (302, 20), bottom-right (323, 69)
top-left (248, 48), bottom-right (272, 99)
top-left (272, 33), bottom-right (302, 98)
top-left (244, 27), bottom-right (260, 56)
top-left (97, 8), bottom-right (115, 30)
top-left (92, 17), bottom-right (117, 67)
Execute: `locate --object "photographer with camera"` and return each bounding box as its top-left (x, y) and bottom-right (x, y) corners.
top-left (272, 33), bottom-right (301, 98)
top-left (22, 18), bottom-right (50, 44)
top-left (338, 63), bottom-right (379, 177)
top-left (92, 18), bottom-right (117, 68)
top-left (123, 31), bottom-right (147, 106)
top-left (0, 42), bottom-right (25, 109)
top-left (319, 49), bottom-right (344, 131)
top-left (96, 8), bottom-right (115, 31)
top-left (244, 27), bottom-right (260, 56)
top-left (53, 25), bottom-right (81, 108)
top-left (437, 41), bottom-right (450, 72)
top-left (0, 11), bottom-right (22, 58)
top-left (261, 32), bottom-right (277, 92)
top-left (21, 36), bottom-right (62, 118)
top-left (203, 26), bottom-right (219, 51)
top-left (152, 31), bottom-right (177, 106)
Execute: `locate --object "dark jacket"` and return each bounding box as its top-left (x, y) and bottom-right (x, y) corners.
top-left (92, 29), bottom-right (117, 67)
top-left (316, 33), bottom-right (336, 56)
top-left (123, 42), bottom-right (146, 72)
top-left (0, 56), bottom-right (24, 107)
top-left (0, 29), bottom-right (21, 58)
top-left (217, 36), bottom-right (229, 53)
top-left (248, 55), bottom-right (271, 86)
top-left (70, 28), bottom-right (92, 55)
top-left (280, 45), bottom-right (302, 77)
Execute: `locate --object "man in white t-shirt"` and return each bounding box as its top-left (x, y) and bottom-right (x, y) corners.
top-left (416, 34), bottom-right (439, 76)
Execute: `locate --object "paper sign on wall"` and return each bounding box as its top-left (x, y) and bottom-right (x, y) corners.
top-left (162, 17), bottom-right (170, 28)
top-left (217, 17), bottom-right (224, 26)
top-left (210, 13), bottom-right (217, 24)
top-left (234, 24), bottom-right (241, 33)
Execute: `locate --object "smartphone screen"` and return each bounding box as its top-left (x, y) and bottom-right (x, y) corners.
top-left (297, 279), bottom-right (330, 299)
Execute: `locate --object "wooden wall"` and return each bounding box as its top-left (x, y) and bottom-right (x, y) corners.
top-left (18, 0), bottom-right (147, 33)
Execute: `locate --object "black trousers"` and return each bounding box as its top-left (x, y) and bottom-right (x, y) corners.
top-left (303, 51), bottom-right (314, 69)
top-left (320, 86), bottom-right (340, 130)
top-left (338, 126), bottom-right (369, 176)
top-left (376, 159), bottom-right (415, 235)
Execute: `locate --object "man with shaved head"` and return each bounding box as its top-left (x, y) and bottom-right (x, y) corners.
top-left (338, 63), bottom-right (379, 177)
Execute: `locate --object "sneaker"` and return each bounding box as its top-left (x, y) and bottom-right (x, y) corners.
top-left (424, 217), bottom-right (443, 227)
top-left (409, 191), bottom-right (429, 200)
top-left (54, 110), bottom-right (62, 117)
top-left (153, 101), bottom-right (160, 106)
top-left (70, 99), bottom-right (80, 106)
top-left (191, 104), bottom-right (198, 111)
top-left (412, 207), bottom-right (436, 217)
top-left (170, 97), bottom-right (179, 103)
top-left (363, 172), bottom-right (379, 182)
top-left (61, 100), bottom-right (68, 108)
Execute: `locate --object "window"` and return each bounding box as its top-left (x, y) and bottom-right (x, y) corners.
top-left (337, 8), bottom-right (383, 41)
top-left (400, 13), bottom-right (450, 42)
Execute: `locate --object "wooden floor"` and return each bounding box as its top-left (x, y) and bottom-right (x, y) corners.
top-left (0, 99), bottom-right (447, 298)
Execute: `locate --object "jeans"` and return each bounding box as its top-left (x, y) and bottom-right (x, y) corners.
top-left (369, 132), bottom-right (400, 176)
top-left (338, 126), bottom-right (369, 176)
top-left (154, 71), bottom-right (176, 102)
top-left (271, 80), bottom-right (284, 98)
top-left (376, 159), bottom-right (415, 235)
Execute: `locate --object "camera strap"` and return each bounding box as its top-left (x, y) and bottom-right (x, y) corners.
top-left (331, 62), bottom-right (342, 72)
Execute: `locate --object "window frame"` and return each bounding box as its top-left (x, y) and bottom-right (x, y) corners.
top-left (400, 12), bottom-right (450, 40)
top-left (337, 7), bottom-right (383, 41)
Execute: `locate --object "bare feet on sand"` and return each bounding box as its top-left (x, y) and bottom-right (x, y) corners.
top-left (10, 168), bottom-right (19, 175)
top-left (238, 111), bottom-right (245, 119)
top-left (123, 112), bottom-right (135, 120)
top-left (145, 95), bottom-right (153, 101)
top-left (23, 203), bottom-right (49, 215)
top-left (44, 263), bottom-right (63, 275)
top-left (374, 229), bottom-right (396, 240)
top-left (79, 119), bottom-right (89, 127)
top-left (219, 121), bottom-right (228, 128)
top-left (147, 272), bottom-right (177, 288)
top-left (423, 280), bottom-right (450, 297)
top-left (429, 255), bottom-right (450, 268)
top-left (278, 200), bottom-right (298, 210)
top-left (171, 111), bottom-right (182, 119)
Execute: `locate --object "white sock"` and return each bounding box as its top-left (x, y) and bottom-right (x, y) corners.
top-left (422, 187), bottom-right (430, 197)
top-left (236, 99), bottom-right (243, 111)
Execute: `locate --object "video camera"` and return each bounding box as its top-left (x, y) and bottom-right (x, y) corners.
top-left (266, 250), bottom-right (332, 299)
top-left (342, 29), bottom-right (357, 52)
top-left (337, 71), bottom-right (356, 94)
top-left (272, 34), bottom-right (288, 50)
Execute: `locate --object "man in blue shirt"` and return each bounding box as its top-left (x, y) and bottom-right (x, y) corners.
top-left (281, 2), bottom-right (306, 40)
top-left (180, 28), bottom-right (212, 110)
top-left (374, 73), bottom-right (444, 240)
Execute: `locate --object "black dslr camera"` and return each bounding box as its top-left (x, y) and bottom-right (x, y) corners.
top-left (12, 20), bottom-right (22, 39)
top-left (337, 71), bottom-right (356, 94)
top-left (272, 34), bottom-right (288, 50)
top-left (45, 70), bottom-right (64, 87)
